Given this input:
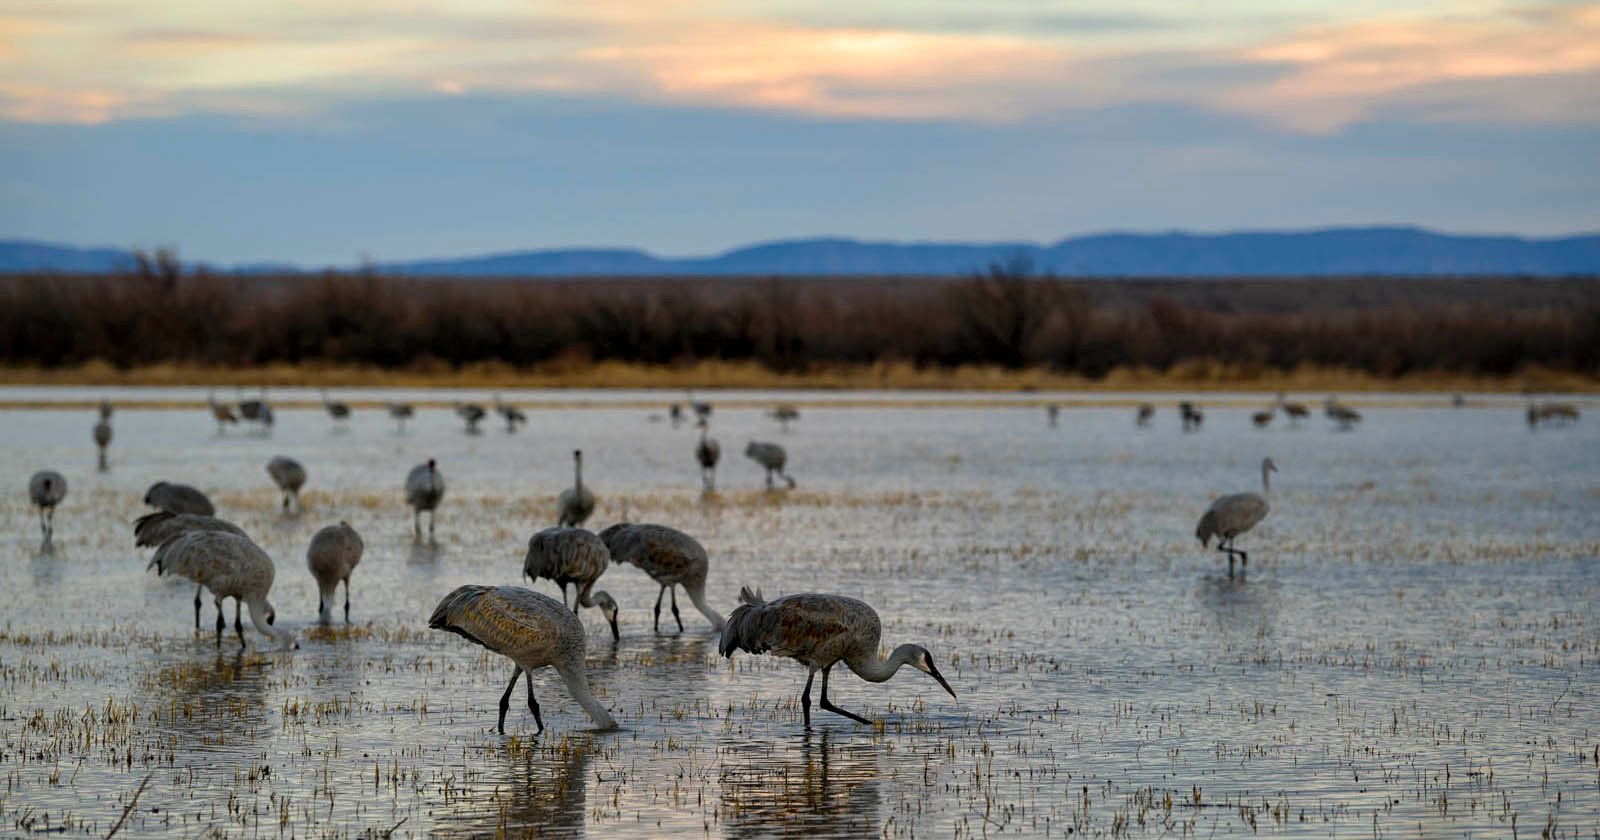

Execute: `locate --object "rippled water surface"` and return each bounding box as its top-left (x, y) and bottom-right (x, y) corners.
top-left (2, 389), bottom-right (1596, 837)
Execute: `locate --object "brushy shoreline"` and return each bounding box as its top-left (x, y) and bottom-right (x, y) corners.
top-left (1, 359), bottom-right (1594, 393)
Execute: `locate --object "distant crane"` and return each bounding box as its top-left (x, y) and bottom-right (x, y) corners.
top-left (1136, 403), bottom-right (1154, 428)
top-left (93, 411), bottom-right (113, 472)
top-left (266, 455), bottom-right (307, 513)
top-left (133, 510), bottom-right (246, 629)
top-left (1277, 393), bottom-right (1309, 427)
top-left (405, 459), bottom-right (446, 541)
top-left (1045, 404), bottom-right (1060, 428)
top-left (28, 470), bottom-right (66, 542)
top-left (668, 403), bottom-right (684, 428)
top-left (1527, 401), bottom-right (1581, 428)
top-left (307, 521), bottom-right (364, 625)
top-left (688, 391), bottom-right (713, 422)
top-left (557, 449), bottom-right (596, 527)
top-left (719, 587), bottom-right (957, 727)
top-left (148, 530), bottom-right (297, 650)
top-left (1179, 401), bottom-right (1204, 432)
top-left (1324, 397), bottom-right (1361, 430)
top-left (455, 401), bottom-right (486, 434)
top-left (1251, 408), bottom-right (1274, 429)
top-left (745, 441), bottom-right (796, 489)
top-left (208, 390), bottom-right (239, 433)
top-left (770, 404), bottom-right (800, 433)
top-left (238, 388), bottom-right (273, 435)
top-left (695, 420), bottom-right (721, 493)
top-left (524, 527), bottom-right (619, 640)
top-left (428, 585), bottom-right (619, 734)
top-left (144, 481), bottom-right (215, 517)
top-left (599, 523), bottom-right (724, 633)
top-left (494, 394), bottom-right (527, 433)
top-left (321, 389), bottom-right (351, 424)
top-left (387, 401), bottom-right (414, 433)
top-left (1196, 457), bottom-right (1277, 580)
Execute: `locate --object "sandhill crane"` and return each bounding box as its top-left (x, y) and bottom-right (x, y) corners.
top-left (238, 388), bottom-right (273, 435)
top-left (1451, 393), bottom-right (1466, 408)
top-left (1179, 401), bottom-right (1204, 432)
top-left (1528, 401), bottom-right (1581, 428)
top-left (148, 530), bottom-right (297, 650)
top-left (266, 455), bottom-right (307, 513)
top-left (144, 481), bottom-right (215, 516)
top-left (208, 390), bottom-right (239, 433)
top-left (1324, 397), bottom-right (1361, 430)
top-left (688, 392), bottom-right (713, 422)
top-left (98, 399), bottom-right (113, 420)
top-left (455, 401), bottom-right (486, 434)
top-left (405, 459), bottom-right (445, 541)
top-left (1045, 404), bottom-right (1060, 428)
top-left (93, 414), bottom-right (113, 472)
top-left (1251, 409), bottom-right (1274, 429)
top-left (668, 403), bottom-right (684, 428)
top-left (524, 527), bottom-right (619, 641)
top-left (1196, 457), bottom-right (1276, 580)
top-left (321, 389), bottom-right (351, 424)
top-left (133, 510), bottom-right (245, 629)
top-left (745, 441), bottom-right (796, 489)
top-left (1277, 393), bottom-right (1309, 427)
top-left (695, 420), bottom-right (721, 493)
top-left (387, 401), bottom-right (414, 433)
top-left (719, 587), bottom-right (956, 727)
top-left (770, 404), bottom-right (800, 432)
top-left (1136, 403), bottom-right (1154, 427)
top-left (307, 521), bottom-right (363, 625)
top-left (557, 450), bottom-right (595, 527)
top-left (28, 470), bottom-right (66, 542)
top-left (598, 523), bottom-right (724, 633)
top-left (494, 394), bottom-right (527, 433)
top-left (428, 585), bottom-right (619, 733)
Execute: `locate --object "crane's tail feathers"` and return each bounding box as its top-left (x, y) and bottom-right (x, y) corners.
top-left (132, 510), bottom-right (176, 547)
top-left (737, 586), bottom-right (764, 606)
top-left (719, 589), bottom-right (778, 659)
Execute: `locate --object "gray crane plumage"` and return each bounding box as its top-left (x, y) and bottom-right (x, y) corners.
top-left (524, 527), bottom-right (619, 640)
top-left (719, 587), bottom-right (956, 726)
top-left (1196, 457), bottom-right (1276, 579)
top-left (557, 450), bottom-right (595, 527)
top-left (1277, 393), bottom-right (1309, 426)
top-left (133, 510), bottom-right (246, 629)
top-left (493, 394), bottom-right (527, 432)
top-left (321, 389), bottom-right (351, 422)
top-left (744, 441), bottom-right (796, 489)
top-left (144, 481), bottom-right (215, 516)
top-left (455, 402), bottom-right (486, 434)
top-left (208, 389), bottom-right (239, 432)
top-left (28, 470), bottom-right (66, 541)
top-left (1324, 397), bottom-right (1361, 429)
top-left (307, 521), bottom-right (364, 624)
top-left (770, 404), bottom-right (800, 432)
top-left (599, 523), bottom-right (724, 633)
top-left (428, 585), bottom-right (618, 734)
top-left (1136, 403), bottom-right (1154, 427)
top-left (148, 530), bottom-right (296, 650)
top-left (405, 459), bottom-right (445, 541)
top-left (266, 455), bottom-right (307, 513)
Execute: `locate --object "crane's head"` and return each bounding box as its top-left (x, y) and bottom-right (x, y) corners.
top-left (573, 449), bottom-right (582, 462)
top-left (1262, 457), bottom-right (1278, 473)
top-left (592, 591), bottom-right (620, 642)
top-left (426, 458), bottom-right (437, 470)
top-left (901, 645), bottom-right (957, 700)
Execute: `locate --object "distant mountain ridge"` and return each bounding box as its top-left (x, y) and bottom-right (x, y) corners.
top-left (4, 227), bottom-right (1599, 276)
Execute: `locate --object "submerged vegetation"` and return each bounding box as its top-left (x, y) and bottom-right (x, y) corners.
top-left (1, 253), bottom-right (1595, 386)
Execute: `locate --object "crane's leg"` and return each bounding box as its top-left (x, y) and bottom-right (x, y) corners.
top-left (98, 449), bottom-right (107, 472)
top-left (524, 670), bottom-right (543, 735)
top-left (234, 600), bottom-right (246, 648)
top-left (653, 585), bottom-right (667, 633)
top-left (38, 509), bottom-right (46, 540)
top-left (819, 665), bottom-right (871, 725)
top-left (783, 472), bottom-right (796, 489)
top-left (497, 666), bottom-right (524, 734)
top-left (195, 584), bottom-right (204, 629)
top-left (800, 668), bottom-right (817, 727)
top-left (343, 577), bottom-right (351, 624)
top-left (413, 509), bottom-right (421, 541)
top-left (214, 597), bottom-right (226, 647)
top-left (1218, 537), bottom-right (1235, 579)
top-left (669, 586), bottom-right (683, 633)
top-left (281, 492), bottom-right (290, 512)
top-left (428, 511), bottom-right (436, 542)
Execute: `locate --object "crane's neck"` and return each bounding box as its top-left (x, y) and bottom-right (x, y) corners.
top-left (556, 664), bottom-right (618, 730)
top-left (573, 457), bottom-right (584, 491)
top-left (682, 580), bottom-right (724, 629)
top-left (1261, 464), bottom-right (1271, 496)
top-left (247, 600), bottom-right (295, 649)
top-left (847, 644), bottom-right (921, 683)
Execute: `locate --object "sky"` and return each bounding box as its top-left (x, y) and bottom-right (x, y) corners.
top-left (1, 0), bottom-right (1597, 265)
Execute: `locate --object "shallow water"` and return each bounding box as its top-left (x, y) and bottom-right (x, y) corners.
top-left (1, 390), bottom-right (1596, 837)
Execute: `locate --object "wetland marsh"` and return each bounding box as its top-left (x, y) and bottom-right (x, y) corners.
top-left (2, 389), bottom-right (1597, 837)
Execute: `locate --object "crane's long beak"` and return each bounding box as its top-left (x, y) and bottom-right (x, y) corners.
top-left (928, 662), bottom-right (957, 700)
